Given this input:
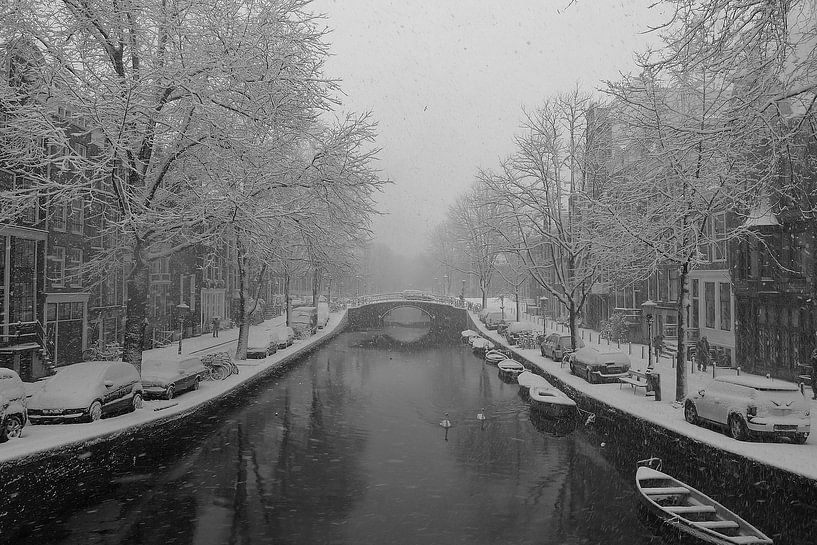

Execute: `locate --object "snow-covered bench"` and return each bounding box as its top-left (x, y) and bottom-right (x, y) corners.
top-left (619, 369), bottom-right (653, 395)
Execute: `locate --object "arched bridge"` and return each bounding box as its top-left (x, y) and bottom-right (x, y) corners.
top-left (346, 293), bottom-right (470, 341)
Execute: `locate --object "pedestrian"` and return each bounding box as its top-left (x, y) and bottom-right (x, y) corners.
top-left (809, 332), bottom-right (817, 400)
top-left (696, 336), bottom-right (711, 371)
top-left (212, 316), bottom-right (220, 338)
top-left (653, 333), bottom-right (664, 360)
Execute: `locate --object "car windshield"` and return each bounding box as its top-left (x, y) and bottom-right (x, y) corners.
top-left (46, 364), bottom-right (107, 392)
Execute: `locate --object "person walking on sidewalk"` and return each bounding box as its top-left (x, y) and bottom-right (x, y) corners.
top-left (653, 333), bottom-right (664, 361)
top-left (212, 316), bottom-right (220, 338)
top-left (696, 336), bottom-right (711, 371)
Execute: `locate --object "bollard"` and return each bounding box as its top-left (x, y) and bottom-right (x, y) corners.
top-left (606, 338), bottom-right (609, 346)
top-left (737, 366), bottom-right (741, 376)
top-left (581, 330), bottom-right (584, 340)
top-left (628, 342), bottom-right (632, 354)
top-left (617, 340), bottom-right (620, 349)
top-left (641, 346), bottom-right (644, 358)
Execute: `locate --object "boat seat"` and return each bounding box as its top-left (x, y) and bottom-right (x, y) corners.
top-left (664, 505), bottom-right (717, 514)
top-left (695, 520), bottom-right (740, 529)
top-left (725, 537), bottom-right (767, 544)
top-left (643, 487), bottom-right (690, 496)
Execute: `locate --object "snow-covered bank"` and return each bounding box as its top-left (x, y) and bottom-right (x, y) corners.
top-left (470, 312), bottom-right (817, 482)
top-left (0, 312), bottom-right (347, 466)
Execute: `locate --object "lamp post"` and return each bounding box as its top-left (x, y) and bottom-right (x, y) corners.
top-left (443, 275), bottom-right (449, 297)
top-left (461, 278), bottom-right (466, 306)
top-left (433, 277), bottom-right (438, 296)
top-left (176, 301), bottom-right (190, 355)
top-left (540, 296), bottom-right (548, 332)
top-left (642, 299), bottom-right (657, 370)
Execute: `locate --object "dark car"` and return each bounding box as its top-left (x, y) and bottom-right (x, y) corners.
top-left (540, 333), bottom-right (584, 361)
top-left (141, 356), bottom-right (209, 399)
top-left (28, 361), bottom-right (143, 423)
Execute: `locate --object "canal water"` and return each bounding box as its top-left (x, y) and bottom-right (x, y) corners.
top-left (8, 331), bottom-right (789, 544)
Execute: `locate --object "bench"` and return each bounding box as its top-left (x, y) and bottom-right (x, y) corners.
top-left (619, 369), bottom-right (654, 395)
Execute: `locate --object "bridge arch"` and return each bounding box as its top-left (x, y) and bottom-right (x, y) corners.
top-left (346, 295), bottom-right (468, 343)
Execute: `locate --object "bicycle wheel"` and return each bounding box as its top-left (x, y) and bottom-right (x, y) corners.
top-left (208, 365), bottom-right (227, 381)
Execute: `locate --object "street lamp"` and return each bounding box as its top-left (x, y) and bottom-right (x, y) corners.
top-left (642, 299), bottom-right (657, 370)
top-left (176, 301), bottom-right (190, 355)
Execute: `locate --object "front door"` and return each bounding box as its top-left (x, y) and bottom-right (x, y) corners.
top-left (47, 301), bottom-right (85, 366)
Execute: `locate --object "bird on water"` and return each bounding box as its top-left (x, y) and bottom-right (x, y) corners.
top-left (476, 408), bottom-right (486, 421)
top-left (440, 412), bottom-right (452, 428)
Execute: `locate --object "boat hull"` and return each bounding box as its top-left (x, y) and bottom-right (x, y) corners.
top-left (635, 466), bottom-right (773, 545)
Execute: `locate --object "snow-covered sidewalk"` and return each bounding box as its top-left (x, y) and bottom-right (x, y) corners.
top-left (472, 312), bottom-right (817, 482)
top-left (1, 313), bottom-right (345, 465)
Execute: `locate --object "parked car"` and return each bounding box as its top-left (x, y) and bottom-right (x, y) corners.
top-left (140, 356), bottom-right (208, 400)
top-left (483, 311), bottom-right (508, 330)
top-left (504, 321), bottom-right (538, 345)
top-left (269, 325), bottom-right (296, 349)
top-left (684, 375), bottom-right (811, 443)
top-left (28, 361), bottom-right (143, 423)
top-left (568, 346), bottom-right (631, 384)
top-left (0, 368), bottom-right (27, 441)
top-left (290, 306), bottom-right (318, 336)
top-left (540, 333), bottom-right (584, 361)
top-left (317, 302), bottom-right (330, 329)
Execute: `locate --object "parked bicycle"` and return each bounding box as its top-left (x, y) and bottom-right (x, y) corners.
top-left (82, 341), bottom-right (123, 361)
top-left (518, 331), bottom-right (537, 350)
top-left (201, 352), bottom-right (239, 380)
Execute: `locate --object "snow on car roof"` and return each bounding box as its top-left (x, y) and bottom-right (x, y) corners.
top-left (716, 374), bottom-right (800, 391)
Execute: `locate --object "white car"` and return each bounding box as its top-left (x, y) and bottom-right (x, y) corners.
top-left (684, 374), bottom-right (811, 443)
top-left (0, 368), bottom-right (27, 441)
top-left (28, 361), bottom-right (143, 423)
top-left (269, 326), bottom-right (295, 349)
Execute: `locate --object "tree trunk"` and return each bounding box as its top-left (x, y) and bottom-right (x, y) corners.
top-left (285, 272), bottom-right (292, 327)
top-left (123, 238), bottom-right (149, 376)
top-left (235, 235), bottom-right (249, 361)
top-left (676, 261), bottom-right (691, 402)
top-left (515, 290), bottom-right (520, 321)
top-left (481, 283), bottom-right (487, 309)
top-left (568, 299), bottom-right (578, 350)
top-left (312, 267), bottom-right (319, 307)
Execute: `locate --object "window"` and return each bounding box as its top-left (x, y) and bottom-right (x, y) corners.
top-left (67, 248), bottom-right (82, 287)
top-left (705, 282), bottom-right (715, 329)
top-left (719, 283), bottom-right (731, 331)
top-left (49, 246), bottom-right (65, 287)
top-left (68, 198), bottom-right (84, 234)
top-left (691, 279), bottom-right (699, 329)
top-left (669, 269), bottom-right (679, 302)
top-left (51, 201), bottom-right (66, 231)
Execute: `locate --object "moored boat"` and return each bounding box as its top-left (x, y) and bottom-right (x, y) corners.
top-left (497, 358), bottom-right (525, 376)
top-left (635, 461), bottom-right (773, 545)
top-left (529, 383), bottom-right (576, 418)
top-left (471, 337), bottom-right (494, 355)
top-left (461, 329), bottom-right (479, 343)
top-left (484, 350), bottom-right (506, 365)
top-left (517, 370), bottom-right (550, 393)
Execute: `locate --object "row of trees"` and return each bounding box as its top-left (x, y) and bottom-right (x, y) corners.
top-left (431, 0), bottom-right (816, 401)
top-left (0, 0), bottom-right (386, 369)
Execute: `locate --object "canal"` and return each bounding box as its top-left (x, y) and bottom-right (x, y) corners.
top-left (7, 330), bottom-right (792, 544)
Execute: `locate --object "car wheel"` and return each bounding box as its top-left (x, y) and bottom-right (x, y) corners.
top-left (1, 415), bottom-right (24, 441)
top-left (793, 433), bottom-right (809, 445)
top-left (88, 400), bottom-right (103, 422)
top-left (132, 393), bottom-right (144, 411)
top-left (728, 414), bottom-right (748, 441)
top-left (165, 386), bottom-right (175, 400)
top-left (684, 402), bottom-right (699, 425)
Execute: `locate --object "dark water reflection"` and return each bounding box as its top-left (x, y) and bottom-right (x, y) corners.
top-left (18, 333), bottom-right (674, 544)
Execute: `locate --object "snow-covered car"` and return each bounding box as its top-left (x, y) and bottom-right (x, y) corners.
top-left (140, 356), bottom-right (208, 400)
top-left (317, 302), bottom-right (330, 329)
top-left (540, 333), bottom-right (584, 361)
top-left (504, 321), bottom-right (538, 345)
top-left (684, 375), bottom-right (811, 443)
top-left (568, 346), bottom-right (631, 383)
top-left (483, 311), bottom-right (507, 330)
top-left (28, 361), bottom-right (143, 423)
top-left (0, 368), bottom-right (27, 441)
top-left (269, 326), bottom-right (295, 349)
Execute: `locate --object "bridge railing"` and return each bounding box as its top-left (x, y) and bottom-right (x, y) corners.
top-left (348, 292), bottom-right (481, 312)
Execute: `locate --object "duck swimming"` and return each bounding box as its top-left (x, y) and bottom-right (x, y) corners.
top-left (476, 408), bottom-right (486, 421)
top-left (439, 412), bottom-right (452, 428)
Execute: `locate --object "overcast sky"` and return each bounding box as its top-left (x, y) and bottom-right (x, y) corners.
top-left (313, 0), bottom-right (667, 257)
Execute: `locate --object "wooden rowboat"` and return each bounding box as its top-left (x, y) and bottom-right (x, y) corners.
top-left (497, 359), bottom-right (525, 375)
top-left (636, 463), bottom-right (773, 545)
top-left (529, 383), bottom-right (576, 418)
top-left (484, 350), bottom-right (506, 365)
